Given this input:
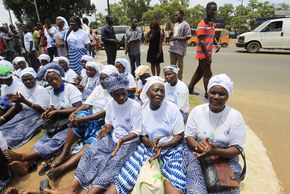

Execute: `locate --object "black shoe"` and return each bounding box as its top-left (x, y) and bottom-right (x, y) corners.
top-left (38, 158), bottom-right (53, 176)
top-left (188, 87), bottom-right (199, 95)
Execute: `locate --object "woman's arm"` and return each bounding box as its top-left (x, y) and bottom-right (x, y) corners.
top-left (111, 132), bottom-right (138, 156)
top-left (0, 104), bottom-right (22, 125)
top-left (159, 132), bottom-right (184, 149)
top-left (10, 93), bottom-right (45, 113)
top-left (140, 135), bottom-right (154, 148)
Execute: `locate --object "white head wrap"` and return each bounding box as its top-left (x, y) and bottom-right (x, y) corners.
top-left (81, 55), bottom-right (94, 62)
top-left (52, 57), bottom-right (60, 64)
top-left (56, 16), bottom-right (69, 30)
top-left (58, 56), bottom-right (69, 65)
top-left (207, 74), bottom-right (234, 95)
top-left (115, 58), bottom-right (131, 73)
top-left (0, 56), bottom-right (4, 60)
top-left (100, 65), bottom-right (119, 76)
top-left (140, 76), bottom-right (165, 104)
top-left (38, 54), bottom-right (51, 62)
top-left (20, 67), bottom-right (37, 80)
top-left (0, 60), bottom-right (14, 70)
top-left (135, 65), bottom-right (150, 78)
top-left (163, 65), bottom-right (179, 75)
top-left (86, 61), bottom-right (103, 73)
top-left (12, 57), bottom-right (28, 66)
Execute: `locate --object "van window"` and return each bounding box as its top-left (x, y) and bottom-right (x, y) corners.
top-left (114, 26), bottom-right (129, 34)
top-left (261, 21), bottom-right (283, 32)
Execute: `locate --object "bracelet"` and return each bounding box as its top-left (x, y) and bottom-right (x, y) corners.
top-left (0, 116), bottom-right (6, 122)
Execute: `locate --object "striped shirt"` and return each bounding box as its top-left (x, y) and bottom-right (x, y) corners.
top-left (196, 20), bottom-right (215, 60)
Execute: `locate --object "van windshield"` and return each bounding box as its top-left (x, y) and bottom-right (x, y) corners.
top-left (252, 21), bottom-right (271, 32)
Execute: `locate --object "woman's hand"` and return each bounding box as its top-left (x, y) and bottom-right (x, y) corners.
top-left (150, 138), bottom-right (162, 162)
top-left (42, 108), bottom-right (57, 119)
top-left (96, 124), bottom-right (112, 139)
top-left (193, 138), bottom-right (217, 158)
top-left (111, 138), bottom-right (124, 157)
top-left (156, 52), bottom-right (161, 59)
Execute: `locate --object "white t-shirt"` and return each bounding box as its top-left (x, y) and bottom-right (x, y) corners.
top-left (85, 85), bottom-right (112, 114)
top-left (64, 69), bottom-right (78, 84)
top-left (137, 79), bottom-right (144, 93)
top-left (66, 29), bottom-right (90, 49)
top-left (23, 32), bottom-right (35, 51)
top-left (1, 79), bottom-right (23, 96)
top-left (141, 100), bottom-right (184, 144)
top-left (81, 69), bottom-right (86, 78)
top-left (49, 83), bottom-right (82, 109)
top-left (105, 98), bottom-right (142, 144)
top-left (173, 22), bottom-right (181, 36)
top-left (19, 84), bottom-right (50, 110)
top-left (185, 104), bottom-right (246, 149)
top-left (126, 73), bottom-right (136, 88)
top-left (44, 26), bottom-right (57, 48)
top-left (165, 80), bottom-right (189, 113)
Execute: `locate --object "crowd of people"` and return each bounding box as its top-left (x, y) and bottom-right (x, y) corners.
top-left (0, 1), bottom-right (247, 194)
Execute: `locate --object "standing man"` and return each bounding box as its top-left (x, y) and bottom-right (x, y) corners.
top-left (188, 2), bottom-right (218, 98)
top-left (168, 9), bottom-right (191, 80)
top-left (125, 19), bottom-right (142, 77)
top-left (101, 15), bottom-right (118, 65)
top-left (23, 24), bottom-right (39, 71)
top-left (44, 18), bottom-right (57, 60)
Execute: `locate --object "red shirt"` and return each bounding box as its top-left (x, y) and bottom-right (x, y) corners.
top-left (196, 20), bottom-right (215, 60)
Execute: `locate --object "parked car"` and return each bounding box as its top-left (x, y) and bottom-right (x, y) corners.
top-left (236, 18), bottom-right (290, 53)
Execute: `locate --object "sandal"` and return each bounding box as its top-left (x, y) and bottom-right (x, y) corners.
top-left (40, 179), bottom-right (51, 194)
top-left (38, 158), bottom-right (53, 176)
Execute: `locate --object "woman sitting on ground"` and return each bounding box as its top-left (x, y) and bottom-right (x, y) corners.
top-left (184, 74), bottom-right (246, 193)
top-left (4, 63), bottom-right (82, 175)
top-left (57, 56), bottom-right (78, 84)
top-left (163, 65), bottom-right (189, 122)
top-left (11, 57), bottom-right (28, 79)
top-left (38, 54), bottom-right (50, 70)
top-left (135, 65), bottom-right (151, 97)
top-left (47, 73), bottom-right (142, 194)
top-left (0, 67), bottom-right (50, 149)
top-left (74, 55), bottom-right (94, 85)
top-left (106, 76), bottom-right (186, 194)
top-left (46, 65), bottom-right (118, 180)
top-left (77, 61), bottom-right (102, 101)
top-left (115, 58), bottom-right (136, 98)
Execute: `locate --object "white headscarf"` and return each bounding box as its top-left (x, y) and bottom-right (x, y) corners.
top-left (86, 62), bottom-right (103, 73)
top-left (58, 56), bottom-right (69, 65)
top-left (53, 57), bottom-right (60, 64)
top-left (20, 67), bottom-right (37, 80)
top-left (135, 65), bottom-right (150, 78)
top-left (56, 16), bottom-right (69, 30)
top-left (140, 76), bottom-right (165, 104)
top-left (207, 74), bottom-right (234, 95)
top-left (38, 54), bottom-right (51, 62)
top-left (12, 57), bottom-right (28, 66)
top-left (100, 65), bottom-right (119, 76)
top-left (163, 65), bottom-right (179, 75)
top-left (81, 55), bottom-right (94, 62)
top-left (115, 58), bottom-right (131, 73)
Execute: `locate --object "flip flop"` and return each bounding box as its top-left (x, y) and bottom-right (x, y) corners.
top-left (38, 158), bottom-right (53, 176)
top-left (40, 179), bottom-right (51, 194)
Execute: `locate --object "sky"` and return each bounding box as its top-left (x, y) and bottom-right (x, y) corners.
top-left (1, 0), bottom-right (289, 25)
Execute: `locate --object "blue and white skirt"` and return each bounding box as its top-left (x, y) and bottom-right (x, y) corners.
top-left (114, 143), bottom-right (186, 194)
top-left (32, 128), bottom-right (68, 158)
top-left (0, 107), bottom-right (42, 149)
top-left (75, 135), bottom-right (139, 190)
top-left (68, 47), bottom-right (87, 75)
top-left (184, 149), bottom-right (242, 194)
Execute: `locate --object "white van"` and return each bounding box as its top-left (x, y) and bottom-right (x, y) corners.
top-left (236, 18), bottom-right (290, 53)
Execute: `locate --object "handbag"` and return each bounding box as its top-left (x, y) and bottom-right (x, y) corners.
top-left (43, 114), bottom-right (69, 137)
top-left (199, 146), bottom-right (246, 193)
top-left (131, 159), bottom-right (165, 194)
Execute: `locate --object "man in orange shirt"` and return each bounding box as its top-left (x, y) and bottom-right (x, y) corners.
top-left (188, 2), bottom-right (218, 98)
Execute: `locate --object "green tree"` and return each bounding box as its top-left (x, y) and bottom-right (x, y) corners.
top-left (3, 0), bottom-right (95, 24)
top-left (217, 4), bottom-right (234, 30)
top-left (187, 4), bottom-right (205, 28)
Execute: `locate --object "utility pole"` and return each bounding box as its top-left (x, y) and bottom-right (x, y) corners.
top-left (27, 0), bottom-right (40, 22)
top-left (8, 9), bottom-right (13, 24)
top-left (107, 0), bottom-right (111, 15)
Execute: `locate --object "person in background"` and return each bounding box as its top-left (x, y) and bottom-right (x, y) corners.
top-left (134, 65), bottom-right (151, 97)
top-left (66, 16), bottom-right (90, 75)
top-left (101, 15), bottom-right (118, 65)
top-left (44, 18), bottom-right (58, 60)
top-left (168, 9), bottom-right (191, 80)
top-left (54, 16), bottom-right (69, 57)
top-left (36, 22), bottom-right (47, 55)
top-left (145, 20), bottom-right (164, 76)
top-left (38, 54), bottom-right (50, 70)
top-left (74, 55), bottom-right (94, 85)
top-left (125, 19), bottom-right (142, 77)
top-left (188, 2), bottom-right (218, 98)
top-left (11, 56), bottom-right (28, 79)
top-left (58, 56), bottom-right (78, 84)
top-left (9, 25), bottom-right (22, 57)
top-left (90, 29), bottom-right (97, 57)
top-left (0, 26), bottom-right (15, 62)
top-left (32, 26), bottom-right (40, 54)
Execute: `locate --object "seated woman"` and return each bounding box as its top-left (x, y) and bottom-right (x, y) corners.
top-left (163, 65), bottom-right (189, 122)
top-left (38, 54), bottom-right (50, 70)
top-left (0, 66), bottom-right (24, 125)
top-left (0, 67), bottom-right (50, 149)
top-left (58, 56), bottom-right (78, 84)
top-left (184, 74), bottom-right (246, 193)
top-left (134, 65), bottom-right (151, 96)
top-left (77, 61), bottom-right (102, 101)
top-left (11, 57), bottom-right (28, 79)
top-left (4, 63), bottom-right (82, 175)
top-left (74, 55), bottom-right (94, 84)
top-left (47, 73), bottom-right (142, 194)
top-left (47, 65), bottom-right (118, 180)
top-left (115, 58), bottom-right (136, 98)
top-left (106, 76), bottom-right (186, 194)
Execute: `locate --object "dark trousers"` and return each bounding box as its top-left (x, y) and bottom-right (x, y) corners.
top-left (129, 53), bottom-right (141, 77)
top-left (105, 48), bottom-right (117, 65)
top-left (26, 51), bottom-right (40, 72)
top-left (47, 47), bottom-right (58, 61)
top-left (188, 58), bottom-right (212, 92)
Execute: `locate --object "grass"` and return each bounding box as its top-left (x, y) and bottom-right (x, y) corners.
top-left (189, 95), bottom-right (203, 110)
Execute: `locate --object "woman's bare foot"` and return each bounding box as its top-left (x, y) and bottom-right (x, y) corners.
top-left (45, 189), bottom-right (76, 194)
top-left (51, 153), bottom-right (70, 169)
top-left (4, 187), bottom-right (19, 194)
top-left (9, 161), bottom-right (30, 176)
top-left (47, 166), bottom-right (65, 181)
top-left (4, 150), bottom-right (22, 163)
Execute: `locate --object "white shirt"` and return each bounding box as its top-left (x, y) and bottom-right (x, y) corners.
top-left (1, 79), bottom-right (23, 96)
top-left (64, 69), bottom-right (78, 84)
top-left (173, 22), bottom-right (181, 36)
top-left (137, 79), bottom-right (144, 93)
top-left (165, 80), bottom-right (189, 113)
top-left (44, 26), bottom-right (57, 48)
top-left (23, 32), bottom-right (35, 51)
top-left (19, 84), bottom-right (50, 109)
top-left (85, 85), bottom-right (112, 114)
top-left (81, 69), bottom-right (86, 78)
top-left (126, 73), bottom-right (136, 88)
top-left (185, 104), bottom-right (246, 149)
top-left (141, 100), bottom-right (184, 144)
top-left (49, 83), bottom-right (82, 109)
top-left (105, 98), bottom-right (142, 144)
top-left (66, 29), bottom-right (90, 49)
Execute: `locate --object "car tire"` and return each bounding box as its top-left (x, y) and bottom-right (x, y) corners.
top-left (246, 42), bottom-right (260, 53)
top-left (221, 43), bottom-right (228, 47)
